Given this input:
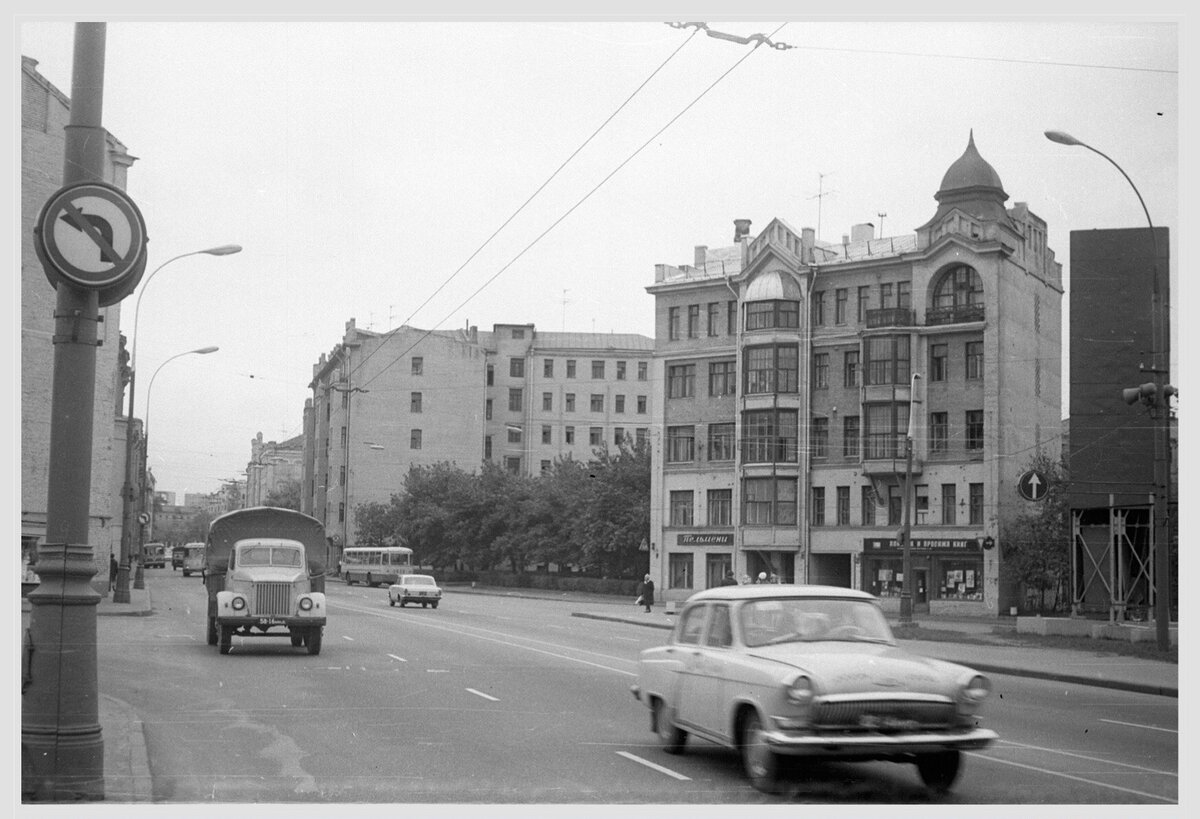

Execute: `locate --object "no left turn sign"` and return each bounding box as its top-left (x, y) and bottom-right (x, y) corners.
top-left (35, 181), bottom-right (147, 290)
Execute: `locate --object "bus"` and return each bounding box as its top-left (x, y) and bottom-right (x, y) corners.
top-left (341, 546), bottom-right (414, 587)
top-left (181, 542), bottom-right (206, 577)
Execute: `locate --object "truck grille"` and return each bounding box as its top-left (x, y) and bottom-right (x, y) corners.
top-left (813, 700), bottom-right (956, 730)
top-left (252, 583), bottom-right (292, 617)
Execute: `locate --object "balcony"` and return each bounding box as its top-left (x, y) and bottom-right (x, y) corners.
top-left (926, 304), bottom-right (985, 326)
top-left (865, 308), bottom-right (915, 329)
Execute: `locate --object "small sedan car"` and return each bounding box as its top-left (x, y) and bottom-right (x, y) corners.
top-left (631, 585), bottom-right (997, 794)
top-left (388, 574), bottom-right (442, 608)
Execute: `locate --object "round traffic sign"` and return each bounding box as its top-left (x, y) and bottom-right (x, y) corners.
top-left (1017, 469), bottom-right (1048, 502)
top-left (35, 181), bottom-right (147, 289)
top-left (137, 512), bottom-right (151, 526)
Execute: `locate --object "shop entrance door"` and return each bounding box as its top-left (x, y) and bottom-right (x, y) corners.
top-left (914, 568), bottom-right (930, 614)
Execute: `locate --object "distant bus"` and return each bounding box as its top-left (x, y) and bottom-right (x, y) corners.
top-left (182, 542), bottom-right (206, 577)
top-left (341, 546), bottom-right (414, 587)
top-left (142, 542), bottom-right (167, 569)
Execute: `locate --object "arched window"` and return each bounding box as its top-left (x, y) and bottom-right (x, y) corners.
top-left (932, 265), bottom-right (983, 309)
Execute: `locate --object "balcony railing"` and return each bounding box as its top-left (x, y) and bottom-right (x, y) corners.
top-left (865, 308), bottom-right (915, 329)
top-left (926, 304), bottom-right (985, 326)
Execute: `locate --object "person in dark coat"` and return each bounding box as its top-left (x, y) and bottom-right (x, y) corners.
top-left (108, 552), bottom-right (119, 592)
top-left (636, 574), bottom-right (655, 613)
top-left (719, 571), bottom-right (738, 587)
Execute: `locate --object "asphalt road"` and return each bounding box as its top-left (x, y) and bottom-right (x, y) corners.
top-left (97, 571), bottom-right (1177, 805)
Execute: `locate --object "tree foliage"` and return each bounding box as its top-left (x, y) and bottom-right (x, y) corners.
top-left (1000, 453), bottom-right (1070, 613)
top-left (355, 439), bottom-right (650, 578)
top-left (264, 479), bottom-right (302, 511)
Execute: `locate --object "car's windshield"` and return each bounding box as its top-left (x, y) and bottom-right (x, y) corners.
top-left (238, 545), bottom-right (303, 567)
top-left (740, 598), bottom-right (893, 647)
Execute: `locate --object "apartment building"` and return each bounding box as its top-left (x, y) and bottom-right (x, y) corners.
top-left (646, 133), bottom-right (1063, 616)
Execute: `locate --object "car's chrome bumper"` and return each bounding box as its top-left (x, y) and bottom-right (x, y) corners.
top-left (762, 726), bottom-right (998, 756)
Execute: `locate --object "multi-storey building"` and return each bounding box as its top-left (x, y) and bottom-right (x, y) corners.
top-left (303, 319), bottom-right (653, 554)
top-left (244, 431), bottom-right (305, 507)
top-left (646, 133), bottom-right (1062, 616)
top-left (20, 56), bottom-right (135, 586)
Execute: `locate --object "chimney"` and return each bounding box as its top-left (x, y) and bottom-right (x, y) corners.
top-left (733, 219), bottom-right (752, 243)
top-left (694, 245), bottom-right (708, 268)
top-left (851, 223), bottom-right (875, 243)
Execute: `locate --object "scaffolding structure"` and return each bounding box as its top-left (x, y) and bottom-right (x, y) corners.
top-left (1071, 494), bottom-right (1154, 622)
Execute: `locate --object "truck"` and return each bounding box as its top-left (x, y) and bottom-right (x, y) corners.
top-left (204, 506), bottom-right (328, 656)
top-left (142, 542), bottom-right (167, 569)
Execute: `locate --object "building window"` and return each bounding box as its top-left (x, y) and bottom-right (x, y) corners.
top-left (813, 291), bottom-right (826, 326)
top-left (511, 328), bottom-right (525, 339)
top-left (708, 489), bottom-right (732, 526)
top-left (707, 422), bottom-right (735, 461)
top-left (485, 437), bottom-right (492, 458)
top-left (541, 460), bottom-right (551, 474)
top-left (543, 392), bottom-right (553, 411)
top-left (636, 395), bottom-right (647, 414)
top-left (812, 416), bottom-right (829, 459)
top-left (565, 393), bottom-right (576, 412)
top-left (412, 356), bottom-right (423, 375)
top-left (742, 409), bottom-right (798, 463)
top-left (617, 361), bottom-right (626, 380)
top-left (744, 344), bottom-right (799, 394)
top-left (590, 394), bottom-right (604, 412)
top-left (668, 307), bottom-right (681, 340)
top-left (339, 502), bottom-right (345, 523)
top-left (844, 350), bottom-right (860, 387)
top-left (888, 484), bottom-right (903, 526)
top-left (857, 285), bottom-right (870, 323)
top-left (969, 482), bottom-right (984, 525)
top-left (880, 282), bottom-right (894, 309)
top-left (485, 399), bottom-right (493, 420)
top-left (864, 402), bottom-right (909, 459)
top-left (835, 288), bottom-right (848, 324)
top-left (669, 553), bottom-right (694, 590)
top-left (410, 429), bottom-right (422, 449)
top-left (340, 426), bottom-right (347, 448)
top-left (727, 300), bottom-right (737, 334)
top-left (340, 465), bottom-right (346, 486)
top-left (813, 353), bottom-right (829, 389)
top-left (666, 425), bottom-right (695, 463)
top-left (614, 427), bottom-right (626, 446)
top-left (966, 341), bottom-right (983, 380)
top-left (745, 300), bottom-right (800, 331)
top-left (565, 426), bottom-right (575, 445)
top-left (930, 412), bottom-right (948, 452)
top-left (508, 388), bottom-right (522, 412)
top-left (916, 484), bottom-right (929, 522)
top-left (743, 477), bottom-right (797, 525)
top-left (638, 361), bottom-right (647, 381)
top-left (636, 428), bottom-right (647, 447)
top-left (542, 425), bottom-right (552, 444)
top-left (812, 487), bottom-right (826, 525)
top-left (592, 360), bottom-right (605, 379)
top-left (930, 343), bottom-right (948, 382)
top-left (687, 304), bottom-right (700, 338)
top-left (507, 427), bottom-right (522, 444)
top-left (897, 281), bottom-right (911, 309)
top-left (615, 395), bottom-right (625, 413)
top-left (861, 486), bottom-right (876, 526)
top-left (843, 415), bottom-right (860, 458)
top-left (965, 410), bottom-right (984, 450)
top-left (670, 490), bottom-right (695, 526)
top-left (837, 486), bottom-right (850, 525)
top-left (589, 427), bottom-right (603, 446)
top-left (707, 302), bottom-right (720, 336)
top-left (510, 357), bottom-right (525, 378)
top-left (864, 334), bottom-right (910, 386)
top-left (667, 364), bottom-right (696, 398)
top-left (709, 360), bottom-right (736, 397)
top-left (566, 359), bottom-right (576, 378)
top-left (410, 392), bottom-right (422, 413)
top-left (933, 265), bottom-right (984, 309)
top-left (506, 457), bottom-right (521, 474)
top-left (486, 364), bottom-right (493, 386)
top-left (941, 484), bottom-right (956, 525)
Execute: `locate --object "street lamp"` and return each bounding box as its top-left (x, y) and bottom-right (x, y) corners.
top-left (1044, 129), bottom-right (1172, 650)
top-left (114, 245), bottom-right (240, 602)
top-left (899, 372), bottom-right (922, 625)
top-left (132, 346), bottom-right (219, 587)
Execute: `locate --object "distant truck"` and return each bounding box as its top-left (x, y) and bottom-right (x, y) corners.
top-left (204, 507), bottom-right (328, 656)
top-left (142, 542), bottom-right (167, 569)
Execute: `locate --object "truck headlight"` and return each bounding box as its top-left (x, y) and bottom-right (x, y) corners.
top-left (299, 597), bottom-right (314, 612)
top-left (231, 596), bottom-right (246, 611)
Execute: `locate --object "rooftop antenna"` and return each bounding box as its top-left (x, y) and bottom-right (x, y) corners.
top-left (562, 289), bottom-right (570, 331)
top-left (807, 172), bottom-right (836, 241)
top-left (877, 212), bottom-right (886, 238)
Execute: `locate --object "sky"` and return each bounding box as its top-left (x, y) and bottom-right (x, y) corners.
top-left (14, 13), bottom-right (1184, 499)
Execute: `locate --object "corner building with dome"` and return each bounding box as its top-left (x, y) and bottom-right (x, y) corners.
top-left (645, 133), bottom-right (1062, 616)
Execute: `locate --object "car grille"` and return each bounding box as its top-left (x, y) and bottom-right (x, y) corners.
top-left (252, 583), bottom-right (292, 616)
top-left (813, 699), bottom-right (956, 731)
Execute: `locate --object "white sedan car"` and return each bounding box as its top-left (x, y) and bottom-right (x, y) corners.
top-left (631, 585), bottom-right (997, 794)
top-left (388, 574), bottom-right (442, 609)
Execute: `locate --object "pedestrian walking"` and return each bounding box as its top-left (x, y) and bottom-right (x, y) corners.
top-left (108, 552), bottom-right (118, 592)
top-left (636, 574), bottom-right (655, 613)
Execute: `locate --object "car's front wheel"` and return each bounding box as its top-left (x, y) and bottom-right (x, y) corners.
top-left (389, 596), bottom-right (396, 606)
top-left (740, 711), bottom-right (781, 793)
top-left (916, 750), bottom-right (961, 793)
top-left (431, 601), bottom-right (439, 609)
top-left (306, 627), bottom-right (323, 656)
top-left (652, 699), bottom-right (687, 754)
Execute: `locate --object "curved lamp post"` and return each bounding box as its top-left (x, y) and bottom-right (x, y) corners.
top-left (1044, 130), bottom-right (1171, 650)
top-left (115, 245), bottom-right (240, 602)
top-left (132, 345), bottom-right (219, 589)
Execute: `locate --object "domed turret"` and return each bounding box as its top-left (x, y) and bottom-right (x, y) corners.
top-left (928, 131), bottom-right (1009, 223)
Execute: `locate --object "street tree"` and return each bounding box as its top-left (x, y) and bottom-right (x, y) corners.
top-left (1000, 454), bottom-right (1070, 613)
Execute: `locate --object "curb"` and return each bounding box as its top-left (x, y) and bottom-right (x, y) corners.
top-left (568, 612), bottom-right (1178, 698)
top-left (100, 693), bottom-right (152, 802)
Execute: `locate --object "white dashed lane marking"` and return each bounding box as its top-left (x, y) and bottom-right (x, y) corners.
top-left (616, 751), bottom-right (691, 781)
top-left (466, 688), bottom-right (499, 702)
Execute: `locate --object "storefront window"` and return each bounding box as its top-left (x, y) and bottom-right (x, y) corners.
top-left (865, 557), bottom-right (904, 598)
top-left (937, 559), bottom-right (983, 601)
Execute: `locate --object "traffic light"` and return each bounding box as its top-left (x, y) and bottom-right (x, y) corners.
top-left (1122, 382), bottom-right (1177, 407)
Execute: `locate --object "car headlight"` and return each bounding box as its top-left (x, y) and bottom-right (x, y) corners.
top-left (785, 674), bottom-right (815, 706)
top-left (957, 674), bottom-right (991, 715)
top-left (299, 597), bottom-right (314, 611)
top-left (231, 596), bottom-right (246, 611)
